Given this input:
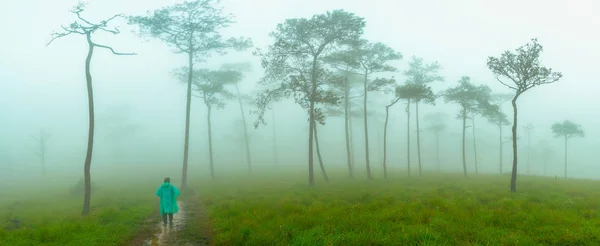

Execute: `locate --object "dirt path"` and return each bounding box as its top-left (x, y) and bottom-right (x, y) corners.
top-left (140, 201), bottom-right (187, 246)
top-left (142, 201), bottom-right (185, 246)
top-left (129, 195), bottom-right (214, 246)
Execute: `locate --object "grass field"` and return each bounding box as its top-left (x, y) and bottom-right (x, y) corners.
top-left (3, 170), bottom-right (600, 245)
top-left (184, 170), bottom-right (600, 245)
top-left (0, 178), bottom-right (158, 246)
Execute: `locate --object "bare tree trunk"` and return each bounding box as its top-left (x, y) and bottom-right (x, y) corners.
top-left (344, 84), bottom-right (353, 178)
top-left (82, 34), bottom-right (95, 216)
top-left (416, 102), bottom-right (422, 176)
top-left (235, 84), bottom-right (252, 173)
top-left (313, 124), bottom-right (329, 182)
top-left (272, 107), bottom-right (278, 166)
top-left (406, 100), bottom-right (411, 177)
top-left (181, 50), bottom-right (193, 190)
top-left (510, 97), bottom-right (519, 192)
top-left (564, 136), bottom-right (568, 179)
top-left (308, 59), bottom-right (317, 187)
top-left (363, 73), bottom-right (372, 180)
top-left (349, 106), bottom-right (355, 168)
top-left (472, 116), bottom-right (479, 174)
top-left (207, 105), bottom-right (215, 180)
top-left (461, 108), bottom-right (467, 177)
top-left (383, 98), bottom-right (399, 179)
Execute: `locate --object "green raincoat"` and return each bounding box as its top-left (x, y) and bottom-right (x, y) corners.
top-left (156, 182), bottom-right (180, 215)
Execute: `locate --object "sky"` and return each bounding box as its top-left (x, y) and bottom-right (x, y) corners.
top-left (1, 0), bottom-right (599, 181)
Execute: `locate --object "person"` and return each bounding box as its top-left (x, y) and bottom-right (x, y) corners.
top-left (155, 177), bottom-right (180, 225)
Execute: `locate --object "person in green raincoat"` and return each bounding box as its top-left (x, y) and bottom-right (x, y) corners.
top-left (156, 177), bottom-right (180, 225)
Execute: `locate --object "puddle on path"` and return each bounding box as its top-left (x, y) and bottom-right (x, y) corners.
top-left (143, 201), bottom-right (186, 246)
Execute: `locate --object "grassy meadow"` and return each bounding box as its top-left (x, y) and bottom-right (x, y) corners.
top-left (0, 178), bottom-right (159, 246)
top-left (185, 170), bottom-right (600, 245)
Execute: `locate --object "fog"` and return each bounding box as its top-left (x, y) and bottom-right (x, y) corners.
top-left (1, 0), bottom-right (599, 188)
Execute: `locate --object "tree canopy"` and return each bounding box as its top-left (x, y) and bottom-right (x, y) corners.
top-left (128, 0), bottom-right (251, 60)
top-left (487, 38), bottom-right (562, 97)
top-left (252, 9), bottom-right (366, 127)
top-left (551, 121), bottom-right (584, 139)
top-left (442, 76), bottom-right (492, 118)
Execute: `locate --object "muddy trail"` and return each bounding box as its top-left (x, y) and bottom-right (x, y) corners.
top-left (128, 196), bottom-right (213, 246)
top-left (141, 201), bottom-right (187, 246)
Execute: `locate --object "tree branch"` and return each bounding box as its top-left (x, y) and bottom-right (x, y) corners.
top-left (92, 42), bottom-right (137, 55)
top-left (495, 77), bottom-right (517, 90)
top-left (46, 30), bottom-right (78, 46)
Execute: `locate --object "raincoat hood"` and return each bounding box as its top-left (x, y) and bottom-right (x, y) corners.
top-left (162, 182), bottom-right (171, 187)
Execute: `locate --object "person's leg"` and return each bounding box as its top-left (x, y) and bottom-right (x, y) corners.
top-left (162, 213), bottom-right (167, 225)
top-left (168, 213), bottom-right (173, 223)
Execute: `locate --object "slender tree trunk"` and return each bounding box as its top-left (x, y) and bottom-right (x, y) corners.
top-left (564, 136), bottom-right (568, 179)
top-left (499, 124), bottom-right (503, 174)
top-left (82, 34), bottom-right (95, 216)
top-left (349, 107), bottom-right (355, 168)
top-left (436, 132), bottom-right (440, 172)
top-left (472, 116), bottom-right (479, 174)
top-left (363, 73), bottom-right (372, 179)
top-left (383, 106), bottom-right (390, 179)
top-left (406, 100), bottom-right (411, 177)
top-left (207, 105), bottom-right (215, 180)
top-left (344, 82), bottom-right (353, 178)
top-left (272, 107), bottom-right (278, 166)
top-left (235, 84), bottom-right (252, 173)
top-left (308, 59), bottom-right (317, 187)
top-left (461, 108), bottom-right (467, 177)
top-left (510, 96), bottom-right (519, 193)
top-left (181, 50), bottom-right (193, 190)
top-left (416, 101), bottom-right (423, 176)
top-left (313, 124), bottom-right (329, 182)
top-left (383, 98), bottom-right (399, 179)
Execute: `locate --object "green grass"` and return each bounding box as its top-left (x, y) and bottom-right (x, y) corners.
top-left (187, 171), bottom-right (600, 245)
top-left (0, 180), bottom-right (158, 246)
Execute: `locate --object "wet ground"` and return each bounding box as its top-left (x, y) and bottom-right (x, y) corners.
top-left (143, 201), bottom-right (186, 246)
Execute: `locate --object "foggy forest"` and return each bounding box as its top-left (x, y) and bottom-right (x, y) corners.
top-left (1, 0), bottom-right (599, 245)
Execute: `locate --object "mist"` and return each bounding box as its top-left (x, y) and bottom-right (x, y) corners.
top-left (1, 0), bottom-right (600, 244)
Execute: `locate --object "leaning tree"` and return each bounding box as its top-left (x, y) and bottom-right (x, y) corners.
top-left (46, 2), bottom-right (136, 215)
top-left (252, 10), bottom-right (365, 186)
top-left (551, 120), bottom-right (584, 179)
top-left (221, 62), bottom-right (254, 173)
top-left (442, 76), bottom-right (493, 177)
top-left (128, 0), bottom-right (251, 189)
top-left (382, 87), bottom-right (400, 179)
top-left (487, 38), bottom-right (563, 192)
